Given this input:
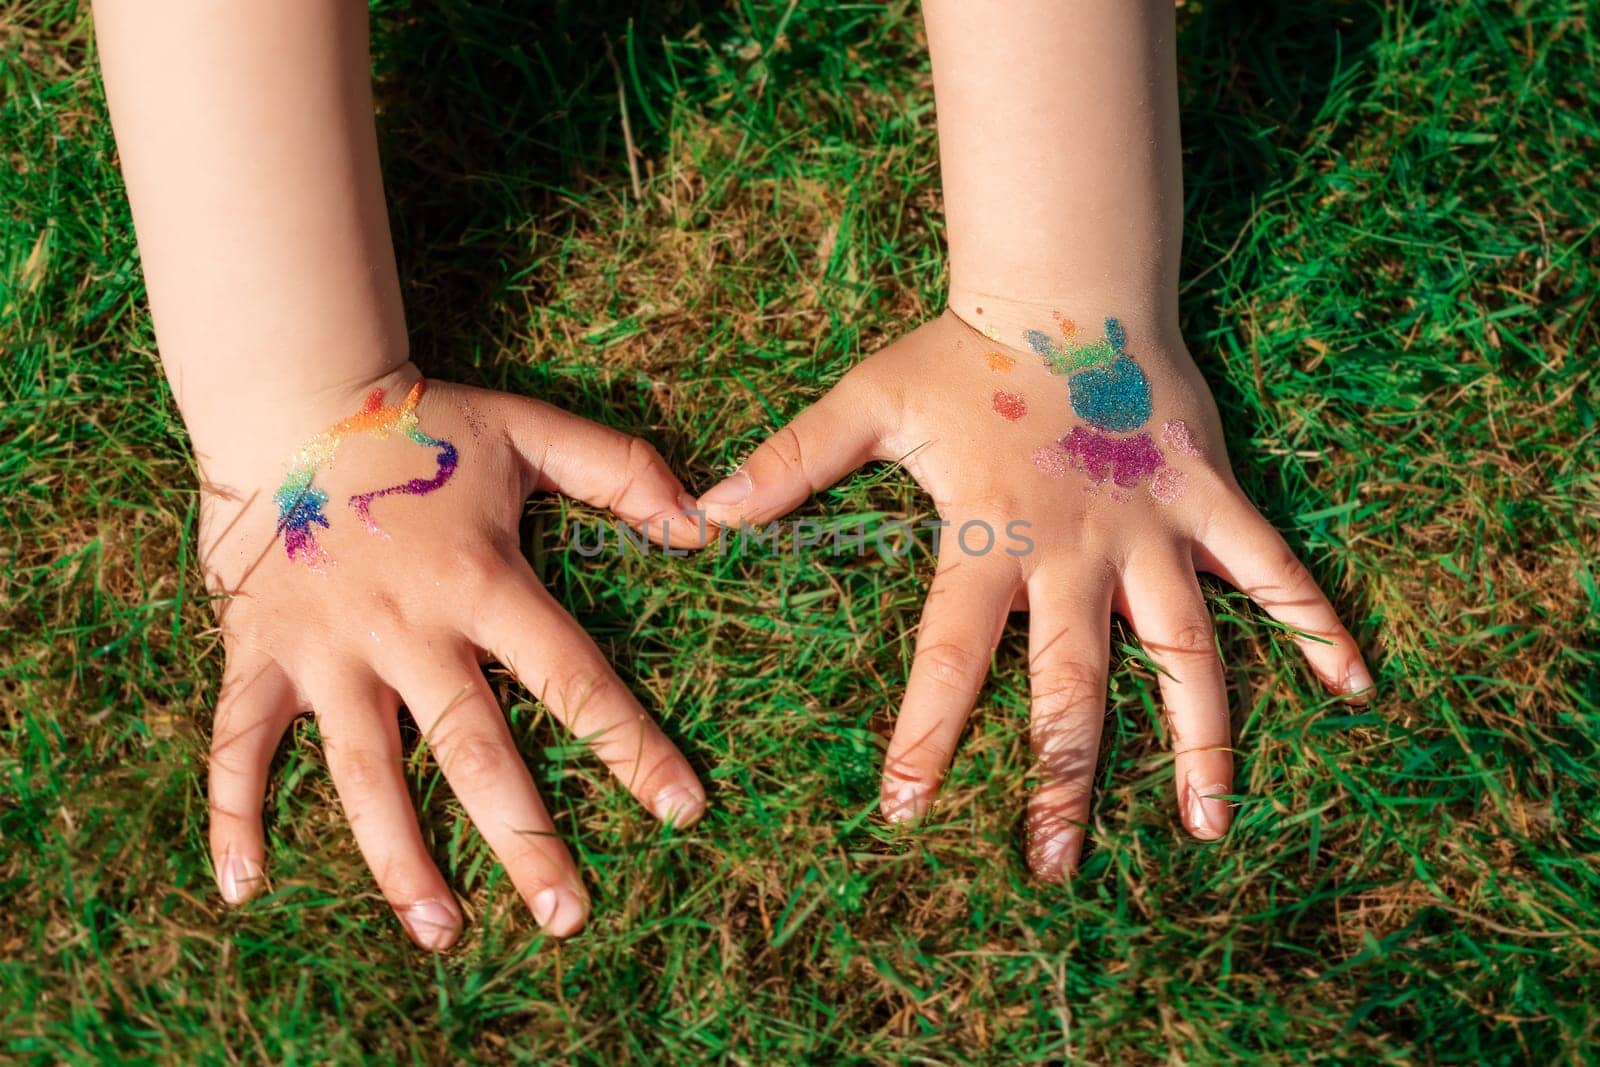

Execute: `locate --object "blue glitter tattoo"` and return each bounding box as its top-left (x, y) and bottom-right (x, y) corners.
top-left (1022, 315), bottom-right (1188, 501)
top-left (1105, 317), bottom-right (1126, 353)
top-left (1068, 354), bottom-right (1152, 432)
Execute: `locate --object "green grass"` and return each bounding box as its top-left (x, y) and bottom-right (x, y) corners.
top-left (4, 0), bottom-right (1599, 1061)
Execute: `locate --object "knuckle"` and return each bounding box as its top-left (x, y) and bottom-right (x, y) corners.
top-left (451, 552), bottom-right (504, 598)
top-left (602, 437), bottom-right (657, 511)
top-left (553, 670), bottom-right (627, 726)
top-left (624, 436), bottom-right (668, 481)
top-left (1163, 621), bottom-right (1216, 660)
top-left (1279, 556), bottom-right (1320, 599)
top-left (207, 732), bottom-right (261, 777)
top-left (959, 496), bottom-right (1021, 532)
top-left (1028, 656), bottom-right (1103, 712)
top-left (330, 746), bottom-right (390, 795)
top-left (916, 639), bottom-right (987, 694)
top-left (440, 731), bottom-right (513, 782)
top-left (765, 424), bottom-right (808, 482)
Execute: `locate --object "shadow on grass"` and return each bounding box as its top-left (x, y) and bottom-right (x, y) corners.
top-left (1176, 0), bottom-right (1385, 627)
top-left (372, 0), bottom-right (721, 416)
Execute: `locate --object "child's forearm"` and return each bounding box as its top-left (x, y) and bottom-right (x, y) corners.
top-left (93, 0), bottom-right (407, 475)
top-left (925, 0), bottom-right (1182, 337)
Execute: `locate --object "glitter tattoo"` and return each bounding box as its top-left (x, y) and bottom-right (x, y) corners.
top-left (992, 391), bottom-right (1028, 421)
top-left (984, 314), bottom-right (1197, 502)
top-left (273, 381), bottom-right (458, 568)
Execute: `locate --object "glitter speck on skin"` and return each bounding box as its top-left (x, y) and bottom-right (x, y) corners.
top-left (1163, 419), bottom-right (1199, 455)
top-left (1032, 445), bottom-right (1068, 479)
top-left (1150, 466), bottom-right (1187, 503)
top-left (986, 351), bottom-right (1016, 372)
top-left (1053, 311), bottom-right (1078, 338)
top-left (1025, 329), bottom-right (1056, 356)
top-left (992, 391), bottom-right (1028, 421)
top-left (1059, 427), bottom-right (1163, 487)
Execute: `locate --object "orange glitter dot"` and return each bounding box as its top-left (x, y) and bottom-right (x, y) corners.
top-left (986, 351), bottom-right (1016, 372)
top-left (1053, 311), bottom-right (1078, 338)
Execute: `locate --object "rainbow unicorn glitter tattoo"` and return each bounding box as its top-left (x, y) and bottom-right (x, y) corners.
top-left (984, 315), bottom-right (1195, 502)
top-left (273, 381), bottom-right (458, 569)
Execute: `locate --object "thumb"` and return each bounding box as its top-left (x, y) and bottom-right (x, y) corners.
top-left (698, 375), bottom-right (883, 527)
top-left (491, 393), bottom-right (707, 549)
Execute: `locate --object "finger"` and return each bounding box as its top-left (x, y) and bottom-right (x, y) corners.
top-left (471, 564), bottom-right (706, 827)
top-left (396, 656), bottom-right (589, 937)
top-left (882, 551), bottom-right (1018, 823)
top-left (1120, 546), bottom-right (1234, 841)
top-left (493, 394), bottom-right (707, 550)
top-left (305, 672), bottom-right (462, 951)
top-left (1023, 561), bottom-right (1113, 881)
top-left (1195, 498), bottom-right (1372, 700)
top-left (697, 371), bottom-right (883, 528)
top-left (208, 657), bottom-right (298, 904)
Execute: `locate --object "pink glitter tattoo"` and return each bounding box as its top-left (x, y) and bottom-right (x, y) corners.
top-left (1150, 467), bottom-right (1187, 503)
top-left (1163, 419), bottom-right (1199, 456)
top-left (1010, 316), bottom-right (1193, 503)
top-left (992, 391), bottom-right (1028, 421)
top-left (1058, 427), bottom-right (1163, 488)
top-left (1032, 446), bottom-right (1068, 478)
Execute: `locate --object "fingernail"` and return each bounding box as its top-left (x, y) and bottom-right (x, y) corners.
top-left (1344, 662), bottom-right (1375, 700)
top-left (218, 853), bottom-right (262, 904)
top-left (698, 470), bottom-right (752, 507)
top-left (400, 899), bottom-right (460, 952)
top-left (652, 783), bottom-right (707, 827)
top-left (1187, 782), bottom-right (1230, 840)
top-left (881, 780), bottom-right (927, 824)
top-left (531, 887), bottom-right (588, 938)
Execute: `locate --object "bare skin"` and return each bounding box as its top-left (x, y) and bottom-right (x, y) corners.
top-left (698, 1), bottom-right (1372, 878)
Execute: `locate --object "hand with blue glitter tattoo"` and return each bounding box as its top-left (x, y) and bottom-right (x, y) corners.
top-left (698, 0), bottom-right (1373, 882)
top-left (97, 0), bottom-right (712, 949)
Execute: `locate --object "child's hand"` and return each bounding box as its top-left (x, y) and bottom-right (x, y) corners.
top-left (199, 368), bottom-right (708, 948)
top-left (697, 310), bottom-right (1371, 880)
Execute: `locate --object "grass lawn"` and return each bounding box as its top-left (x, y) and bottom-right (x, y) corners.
top-left (4, 0), bottom-right (1598, 1061)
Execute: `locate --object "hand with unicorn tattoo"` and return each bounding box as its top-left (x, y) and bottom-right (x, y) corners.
top-left (271, 381), bottom-right (457, 569)
top-left (199, 368), bottom-right (710, 948)
top-left (697, 309), bottom-right (1372, 878)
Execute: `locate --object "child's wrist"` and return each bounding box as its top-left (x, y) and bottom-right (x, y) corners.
top-left (184, 361), bottom-right (422, 490)
top-left (945, 286), bottom-right (1181, 357)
